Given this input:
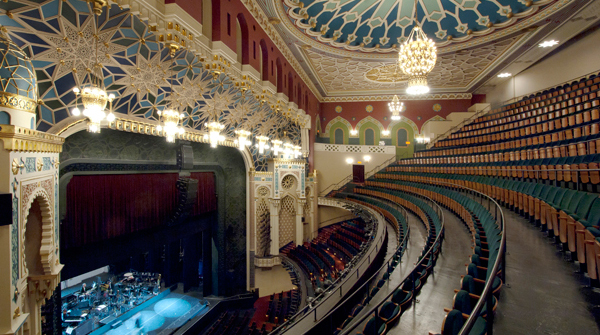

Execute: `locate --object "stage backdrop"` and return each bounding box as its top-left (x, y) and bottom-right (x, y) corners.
top-left (63, 172), bottom-right (216, 249)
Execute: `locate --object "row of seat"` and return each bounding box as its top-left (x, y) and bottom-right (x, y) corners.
top-left (435, 102), bottom-right (599, 149)
top-left (448, 91), bottom-right (599, 141)
top-left (377, 171), bottom-right (600, 285)
top-left (361, 181), bottom-right (503, 335)
top-left (205, 310), bottom-right (259, 335)
top-left (330, 194), bottom-right (409, 335)
top-left (265, 290), bottom-right (299, 325)
top-left (467, 74), bottom-right (600, 126)
top-left (337, 187), bottom-right (444, 335)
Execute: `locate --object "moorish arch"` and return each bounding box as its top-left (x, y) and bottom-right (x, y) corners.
top-left (355, 116), bottom-right (385, 134)
top-left (21, 188), bottom-right (56, 277)
top-left (324, 116), bottom-right (352, 137)
top-left (388, 117), bottom-right (419, 135)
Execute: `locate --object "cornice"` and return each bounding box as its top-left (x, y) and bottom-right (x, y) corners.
top-left (322, 93), bottom-right (472, 103)
top-left (0, 125), bottom-right (64, 153)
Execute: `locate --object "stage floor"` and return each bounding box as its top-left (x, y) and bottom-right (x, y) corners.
top-left (97, 292), bottom-right (208, 335)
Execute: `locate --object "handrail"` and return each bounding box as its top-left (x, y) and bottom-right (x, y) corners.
top-left (339, 187), bottom-right (445, 335)
top-left (427, 104), bottom-right (492, 149)
top-left (319, 156), bottom-right (397, 196)
top-left (310, 196), bottom-right (410, 331)
top-left (269, 198), bottom-right (386, 334)
top-left (338, 180), bottom-right (504, 335)
top-left (317, 213), bottom-right (359, 228)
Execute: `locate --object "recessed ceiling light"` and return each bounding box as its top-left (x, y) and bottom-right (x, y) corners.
top-left (539, 40), bottom-right (559, 48)
top-left (497, 73), bottom-right (512, 78)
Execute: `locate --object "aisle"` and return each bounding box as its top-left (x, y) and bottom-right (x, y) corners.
top-left (493, 209), bottom-right (600, 334)
top-left (388, 208), bottom-right (472, 335)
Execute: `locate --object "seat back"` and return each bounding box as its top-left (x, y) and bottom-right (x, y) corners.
top-left (441, 310), bottom-right (465, 335)
top-left (453, 290), bottom-right (473, 315)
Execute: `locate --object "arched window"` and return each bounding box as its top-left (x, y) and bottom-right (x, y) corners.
top-left (236, 14), bottom-right (249, 64)
top-left (397, 128), bottom-right (408, 147)
top-left (365, 128), bottom-right (375, 145)
top-left (334, 128), bottom-right (344, 144)
top-left (259, 40), bottom-right (269, 81)
top-left (0, 111), bottom-right (10, 125)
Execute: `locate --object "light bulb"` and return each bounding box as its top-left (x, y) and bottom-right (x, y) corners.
top-left (72, 107), bottom-right (81, 116)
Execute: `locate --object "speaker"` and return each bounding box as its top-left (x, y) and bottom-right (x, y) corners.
top-left (177, 144), bottom-right (194, 170)
top-left (0, 193), bottom-right (12, 226)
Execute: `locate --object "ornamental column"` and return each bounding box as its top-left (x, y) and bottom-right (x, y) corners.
top-left (269, 198), bottom-right (280, 256)
top-left (0, 26), bottom-right (64, 335)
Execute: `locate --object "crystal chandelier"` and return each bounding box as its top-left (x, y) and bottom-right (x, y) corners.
top-left (388, 94), bottom-right (405, 120)
top-left (157, 46), bottom-right (184, 143)
top-left (235, 129), bottom-right (252, 150)
top-left (71, 0), bottom-right (117, 133)
top-left (256, 135), bottom-right (270, 154)
top-left (398, 0), bottom-right (437, 95)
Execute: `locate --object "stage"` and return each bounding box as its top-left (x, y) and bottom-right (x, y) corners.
top-left (98, 291), bottom-right (208, 335)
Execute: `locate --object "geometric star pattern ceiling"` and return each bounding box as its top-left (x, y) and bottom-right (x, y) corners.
top-left (283, 0), bottom-right (555, 53)
top-left (305, 34), bottom-right (519, 94)
top-left (0, 0), bottom-right (301, 171)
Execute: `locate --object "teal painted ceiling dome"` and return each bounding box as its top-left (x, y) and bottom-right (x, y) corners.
top-left (0, 26), bottom-right (37, 112)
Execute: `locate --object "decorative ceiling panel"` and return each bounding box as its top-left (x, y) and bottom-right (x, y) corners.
top-left (283, 0), bottom-right (556, 53)
top-left (0, 0), bottom-right (302, 171)
top-left (305, 34), bottom-right (520, 95)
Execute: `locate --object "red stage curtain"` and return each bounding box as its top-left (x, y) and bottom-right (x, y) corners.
top-left (63, 173), bottom-right (180, 248)
top-left (190, 172), bottom-right (217, 215)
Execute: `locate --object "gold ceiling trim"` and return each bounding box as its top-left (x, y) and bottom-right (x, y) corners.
top-left (0, 91), bottom-right (37, 113)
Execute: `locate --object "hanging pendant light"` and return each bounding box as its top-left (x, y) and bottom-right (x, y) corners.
top-left (157, 45), bottom-right (184, 143)
top-left (204, 117), bottom-right (225, 148)
top-left (398, 0), bottom-right (437, 95)
top-left (256, 135), bottom-right (270, 154)
top-left (71, 0), bottom-right (117, 133)
top-left (235, 129), bottom-right (252, 150)
top-left (271, 139), bottom-right (283, 156)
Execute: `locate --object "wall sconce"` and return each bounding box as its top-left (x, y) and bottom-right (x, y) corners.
top-left (345, 158), bottom-right (354, 164)
top-left (363, 155), bottom-right (371, 162)
top-left (382, 130), bottom-right (390, 136)
top-left (350, 129), bottom-right (358, 136)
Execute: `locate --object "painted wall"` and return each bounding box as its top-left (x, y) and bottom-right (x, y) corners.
top-left (486, 26), bottom-right (600, 105)
top-left (318, 207), bottom-right (354, 229)
top-left (320, 99), bottom-right (474, 132)
top-left (314, 145), bottom-right (396, 195)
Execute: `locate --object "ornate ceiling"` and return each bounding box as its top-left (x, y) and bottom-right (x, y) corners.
top-left (283, 0), bottom-right (553, 53)
top-left (0, 0), bottom-right (302, 171)
top-left (246, 0), bottom-right (582, 98)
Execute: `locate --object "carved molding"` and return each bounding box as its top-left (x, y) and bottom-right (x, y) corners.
top-left (0, 125), bottom-right (64, 153)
